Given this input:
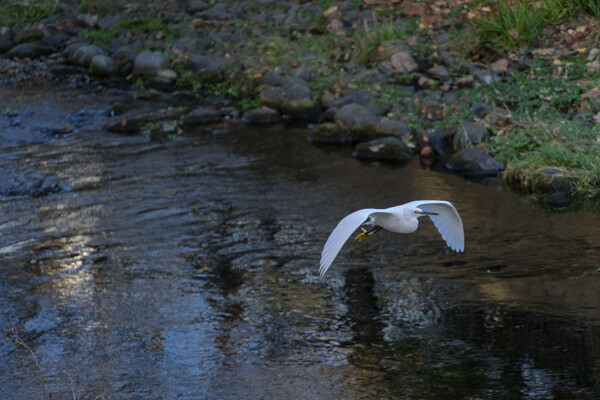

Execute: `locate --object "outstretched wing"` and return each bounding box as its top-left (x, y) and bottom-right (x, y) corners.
top-left (319, 208), bottom-right (380, 277)
top-left (407, 200), bottom-right (464, 252)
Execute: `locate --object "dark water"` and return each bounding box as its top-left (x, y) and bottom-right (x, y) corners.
top-left (1, 83), bottom-right (599, 399)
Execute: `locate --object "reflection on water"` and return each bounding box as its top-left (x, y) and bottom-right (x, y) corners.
top-left (0, 83), bottom-right (599, 399)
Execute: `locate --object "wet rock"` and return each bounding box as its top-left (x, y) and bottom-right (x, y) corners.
top-left (107, 108), bottom-right (187, 134)
top-left (144, 121), bottom-right (181, 141)
top-left (70, 105), bottom-right (114, 127)
top-left (6, 43), bottom-right (53, 59)
top-left (353, 137), bottom-right (414, 163)
top-left (453, 122), bottom-right (491, 150)
top-left (542, 193), bottom-right (571, 208)
top-left (76, 13), bottom-right (99, 28)
top-left (334, 103), bottom-right (378, 132)
top-left (369, 119), bottom-right (412, 140)
top-left (512, 167), bottom-right (575, 194)
top-left (259, 86), bottom-right (287, 109)
top-left (308, 123), bottom-right (353, 145)
top-left (242, 107), bottom-right (282, 124)
top-left (89, 54), bottom-right (119, 77)
top-left (133, 51), bottom-right (168, 77)
top-left (446, 148), bottom-right (505, 177)
top-left (418, 128), bottom-right (452, 158)
top-left (70, 44), bottom-right (108, 67)
top-left (181, 106), bottom-right (223, 125)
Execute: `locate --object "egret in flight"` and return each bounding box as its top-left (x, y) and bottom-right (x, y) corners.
top-left (319, 200), bottom-right (464, 277)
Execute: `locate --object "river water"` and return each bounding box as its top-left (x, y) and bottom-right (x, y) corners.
top-left (0, 83), bottom-right (599, 399)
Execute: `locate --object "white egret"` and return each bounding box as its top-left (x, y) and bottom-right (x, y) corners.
top-left (319, 200), bottom-right (464, 277)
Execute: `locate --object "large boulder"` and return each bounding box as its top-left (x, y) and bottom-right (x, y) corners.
top-left (353, 137), bottom-right (414, 162)
top-left (368, 119), bottom-right (412, 140)
top-left (70, 44), bottom-right (107, 67)
top-left (89, 55), bottom-right (119, 77)
top-left (181, 106), bottom-right (223, 126)
top-left (242, 108), bottom-right (282, 124)
top-left (334, 103), bottom-right (379, 140)
top-left (446, 148), bottom-right (505, 177)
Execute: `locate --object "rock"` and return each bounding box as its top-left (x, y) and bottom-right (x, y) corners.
top-left (369, 119), bottom-right (412, 140)
top-left (262, 70), bottom-right (286, 86)
top-left (453, 122), bottom-right (491, 150)
top-left (13, 24), bottom-right (47, 43)
top-left (334, 103), bottom-right (378, 132)
top-left (579, 87), bottom-right (600, 112)
top-left (63, 43), bottom-right (85, 59)
top-left (291, 66), bottom-right (312, 82)
top-left (308, 123), bottom-right (354, 145)
top-left (42, 32), bottom-right (70, 48)
top-left (353, 137), bottom-right (414, 163)
top-left (107, 108), bottom-right (187, 134)
top-left (133, 51), bottom-right (168, 77)
top-left (187, 0), bottom-right (209, 14)
top-left (154, 69), bottom-right (178, 84)
top-left (418, 128), bottom-right (452, 158)
top-left (242, 108), bottom-right (282, 124)
top-left (143, 121), bottom-right (181, 141)
top-left (203, 3), bottom-right (231, 20)
top-left (470, 102), bottom-right (493, 118)
top-left (282, 98), bottom-right (321, 121)
top-left (371, 40), bottom-right (409, 64)
top-left (427, 65), bottom-right (450, 80)
top-left (76, 13), bottom-right (99, 28)
top-left (89, 54), bottom-right (119, 77)
top-left (446, 148), bottom-right (505, 177)
top-left (70, 44), bottom-right (107, 67)
top-left (390, 51), bottom-right (418, 73)
top-left (0, 27), bottom-right (13, 52)
top-left (181, 106), bottom-right (223, 125)
top-left (258, 86), bottom-right (286, 109)
top-left (6, 43), bottom-right (53, 59)
top-left (97, 16), bottom-right (120, 30)
top-left (70, 105), bottom-right (114, 127)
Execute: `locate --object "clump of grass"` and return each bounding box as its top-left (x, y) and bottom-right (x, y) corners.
top-left (0, 0), bottom-right (60, 27)
top-left (352, 17), bottom-right (409, 65)
top-left (81, 15), bottom-right (173, 46)
top-left (469, 0), bottom-right (550, 55)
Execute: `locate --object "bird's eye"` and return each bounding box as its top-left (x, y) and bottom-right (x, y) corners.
top-left (414, 210), bottom-right (419, 214)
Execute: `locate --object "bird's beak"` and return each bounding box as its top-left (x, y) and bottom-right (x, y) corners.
top-left (418, 210), bottom-right (438, 215)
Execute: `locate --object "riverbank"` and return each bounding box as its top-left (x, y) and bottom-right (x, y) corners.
top-left (1, 0), bottom-right (599, 207)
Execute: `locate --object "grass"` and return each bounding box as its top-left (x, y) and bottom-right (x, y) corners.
top-left (469, 0), bottom-right (551, 55)
top-left (0, 0), bottom-right (60, 27)
top-left (81, 15), bottom-right (174, 47)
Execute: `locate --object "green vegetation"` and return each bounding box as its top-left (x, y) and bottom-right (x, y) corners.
top-left (0, 0), bottom-right (60, 27)
top-left (81, 15), bottom-right (174, 46)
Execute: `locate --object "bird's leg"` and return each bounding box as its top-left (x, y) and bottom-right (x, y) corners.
top-left (354, 226), bottom-right (382, 242)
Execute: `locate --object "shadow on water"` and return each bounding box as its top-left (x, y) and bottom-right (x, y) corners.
top-left (1, 83), bottom-right (600, 399)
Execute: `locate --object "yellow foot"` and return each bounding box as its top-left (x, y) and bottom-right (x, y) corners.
top-left (354, 227), bottom-right (370, 242)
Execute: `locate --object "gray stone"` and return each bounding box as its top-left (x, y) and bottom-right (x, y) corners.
top-left (42, 32), bottom-right (70, 47)
top-left (107, 108), bottom-right (187, 134)
top-left (453, 122), bottom-right (491, 150)
top-left (353, 137), bottom-right (414, 163)
top-left (242, 108), bottom-right (282, 124)
top-left (89, 55), bottom-right (119, 77)
top-left (291, 66), bottom-right (312, 82)
top-left (76, 13), bottom-right (99, 28)
top-left (13, 24), bottom-right (47, 43)
top-left (63, 43), bottom-right (86, 59)
top-left (6, 43), bottom-right (53, 59)
top-left (308, 123), bottom-right (354, 145)
top-left (262, 70), bottom-right (286, 86)
top-left (187, 0), bottom-right (209, 14)
top-left (370, 39), bottom-right (409, 65)
top-left (97, 15), bottom-right (120, 30)
top-left (259, 86), bottom-right (287, 109)
top-left (427, 65), bottom-right (451, 80)
top-left (283, 79), bottom-right (311, 101)
top-left (133, 51), bottom-right (168, 77)
top-left (282, 98), bottom-right (321, 121)
top-left (446, 148), bottom-right (505, 177)
top-left (390, 51), bottom-right (418, 73)
top-left (181, 107), bottom-right (223, 125)
top-left (334, 103), bottom-right (378, 131)
top-left (0, 27), bottom-right (13, 51)
top-left (470, 102), bottom-right (493, 119)
top-left (203, 3), bottom-right (231, 20)
top-left (369, 119), bottom-right (412, 140)
top-left (70, 44), bottom-right (107, 67)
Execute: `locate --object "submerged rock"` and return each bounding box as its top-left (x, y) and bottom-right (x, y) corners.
top-left (446, 148), bottom-right (505, 177)
top-left (242, 107), bottom-right (282, 124)
top-left (353, 137), bottom-right (414, 162)
top-left (308, 123), bottom-right (354, 145)
top-left (181, 106), bottom-right (223, 125)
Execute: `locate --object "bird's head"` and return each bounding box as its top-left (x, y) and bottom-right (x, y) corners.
top-left (409, 206), bottom-right (438, 218)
